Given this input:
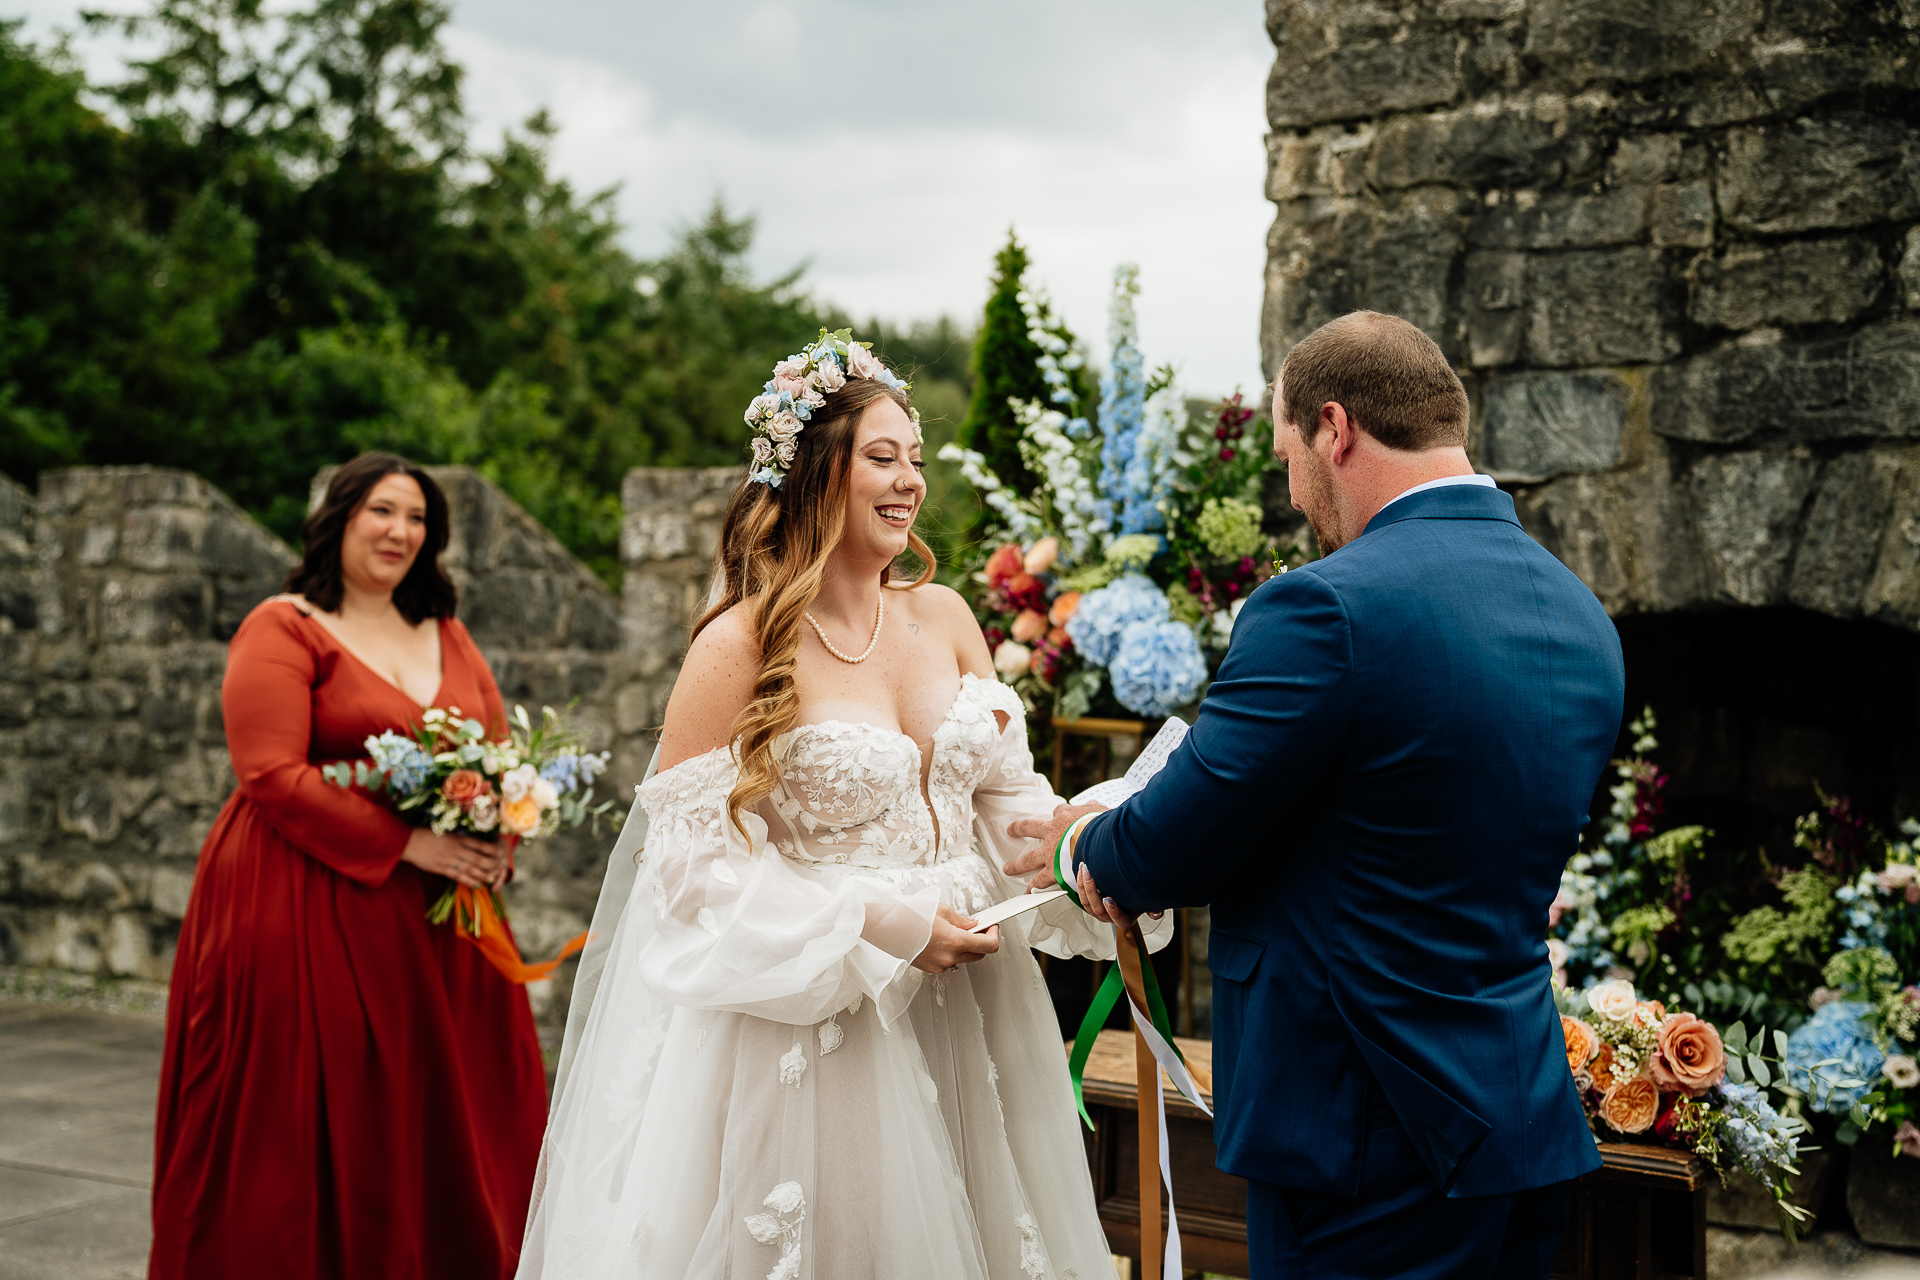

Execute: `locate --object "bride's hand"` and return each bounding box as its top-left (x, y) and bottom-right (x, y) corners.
top-left (913, 904), bottom-right (999, 974)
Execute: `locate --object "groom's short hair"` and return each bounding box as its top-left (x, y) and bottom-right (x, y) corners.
top-left (1280, 311), bottom-right (1470, 451)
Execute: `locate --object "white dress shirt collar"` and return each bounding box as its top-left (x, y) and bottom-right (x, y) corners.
top-left (1378, 472), bottom-right (1497, 512)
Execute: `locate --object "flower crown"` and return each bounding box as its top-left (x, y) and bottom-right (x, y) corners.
top-left (743, 328), bottom-right (918, 487)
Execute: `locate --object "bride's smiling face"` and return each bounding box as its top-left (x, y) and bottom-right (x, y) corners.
top-left (840, 399), bottom-right (925, 562)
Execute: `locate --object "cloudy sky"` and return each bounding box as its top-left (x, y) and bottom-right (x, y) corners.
top-left (14, 0), bottom-right (1277, 395)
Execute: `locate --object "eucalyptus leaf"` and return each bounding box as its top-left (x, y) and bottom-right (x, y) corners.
top-left (1749, 1054), bottom-right (1771, 1088)
top-left (1775, 1029), bottom-right (1792, 1058)
top-left (1726, 1055), bottom-right (1746, 1085)
top-left (1725, 1021), bottom-right (1749, 1053)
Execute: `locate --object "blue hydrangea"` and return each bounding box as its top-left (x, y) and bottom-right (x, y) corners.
top-left (1783, 1000), bottom-right (1885, 1113)
top-left (1109, 619), bottom-right (1208, 717)
top-left (365, 731), bottom-right (433, 796)
top-left (540, 750), bottom-right (608, 796)
top-left (1066, 573), bottom-right (1168, 666)
top-left (1714, 1081), bottom-right (1800, 1181)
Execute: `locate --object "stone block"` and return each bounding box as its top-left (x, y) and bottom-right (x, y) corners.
top-left (1267, 29), bottom-right (1461, 129)
top-left (1706, 1150), bottom-right (1832, 1229)
top-left (1848, 1133), bottom-right (1920, 1247)
top-left (1861, 449), bottom-right (1920, 630)
top-left (1607, 134), bottom-right (1683, 186)
top-left (1481, 372), bottom-right (1629, 480)
top-left (1369, 101), bottom-right (1575, 192)
top-left (1788, 451), bottom-right (1901, 617)
top-left (1689, 450), bottom-right (1820, 606)
top-left (1463, 251), bottom-right (1527, 367)
top-left (1525, 249), bottom-right (1676, 366)
top-left (1691, 237), bottom-right (1884, 330)
top-left (1469, 185), bottom-right (1652, 251)
top-left (106, 911), bottom-right (151, 977)
top-left (1524, 0), bottom-right (1761, 85)
top-left (1650, 324), bottom-right (1920, 444)
top-left (150, 864), bottom-right (194, 919)
top-left (1719, 116), bottom-right (1920, 235)
top-left (1267, 127), bottom-right (1375, 201)
top-left (118, 505), bottom-right (212, 572)
top-left (1650, 182), bottom-right (1713, 249)
top-left (1901, 227), bottom-right (1920, 311)
top-left (58, 780), bottom-right (120, 844)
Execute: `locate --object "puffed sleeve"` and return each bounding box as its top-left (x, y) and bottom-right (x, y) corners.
top-left (963, 683), bottom-right (1175, 961)
top-left (632, 748), bottom-right (941, 1029)
top-left (221, 603), bottom-right (414, 886)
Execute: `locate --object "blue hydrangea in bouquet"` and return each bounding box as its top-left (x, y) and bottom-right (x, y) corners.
top-left (941, 260), bottom-right (1301, 748)
top-left (325, 703), bottom-right (616, 982)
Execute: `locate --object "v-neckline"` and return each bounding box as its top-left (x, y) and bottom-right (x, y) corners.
top-left (278, 598), bottom-right (449, 711)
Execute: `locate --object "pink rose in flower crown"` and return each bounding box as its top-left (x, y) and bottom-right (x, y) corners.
top-left (846, 342), bottom-right (886, 381)
top-left (773, 373), bottom-right (809, 399)
top-left (1648, 1012), bottom-right (1726, 1097)
top-left (772, 356), bottom-right (809, 381)
top-left (812, 355), bottom-right (846, 393)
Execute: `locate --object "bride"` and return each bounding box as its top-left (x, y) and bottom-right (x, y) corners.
top-left (517, 330), bottom-right (1172, 1280)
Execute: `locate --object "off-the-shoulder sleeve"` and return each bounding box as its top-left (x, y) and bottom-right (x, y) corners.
top-left (221, 603), bottom-right (414, 885)
top-left (962, 682), bottom-right (1175, 961)
top-left (632, 748), bottom-right (940, 1029)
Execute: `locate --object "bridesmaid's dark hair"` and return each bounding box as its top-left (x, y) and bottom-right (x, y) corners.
top-left (284, 452), bottom-right (458, 624)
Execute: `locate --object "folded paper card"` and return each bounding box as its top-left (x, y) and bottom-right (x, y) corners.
top-left (966, 888), bottom-right (1069, 934)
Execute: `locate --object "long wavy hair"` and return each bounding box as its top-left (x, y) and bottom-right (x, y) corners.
top-left (697, 376), bottom-right (936, 834)
top-left (285, 452), bottom-right (457, 623)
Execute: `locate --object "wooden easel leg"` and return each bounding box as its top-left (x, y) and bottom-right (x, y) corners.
top-left (1114, 925), bottom-right (1162, 1280)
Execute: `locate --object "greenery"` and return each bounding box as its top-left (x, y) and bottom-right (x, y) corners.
top-left (0, 2), bottom-right (972, 584)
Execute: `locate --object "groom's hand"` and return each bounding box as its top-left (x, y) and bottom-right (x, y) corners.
top-left (1005, 803), bottom-right (1107, 890)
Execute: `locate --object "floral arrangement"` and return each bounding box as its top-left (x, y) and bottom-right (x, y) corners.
top-left (326, 703), bottom-right (614, 982)
top-left (1556, 976), bottom-right (1848, 1235)
top-left (742, 327), bottom-right (915, 487)
top-left (942, 262), bottom-right (1294, 741)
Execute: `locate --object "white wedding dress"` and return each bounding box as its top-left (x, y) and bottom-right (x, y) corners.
top-left (518, 673), bottom-right (1173, 1280)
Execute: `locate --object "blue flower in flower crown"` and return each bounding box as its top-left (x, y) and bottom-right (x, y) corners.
top-left (1066, 573), bottom-right (1168, 666)
top-left (742, 328), bottom-right (917, 487)
top-left (1109, 618), bottom-right (1208, 717)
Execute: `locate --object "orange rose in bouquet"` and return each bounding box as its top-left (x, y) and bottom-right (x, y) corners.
top-left (1598, 1075), bottom-right (1659, 1134)
top-left (1648, 1013), bottom-right (1726, 1097)
top-left (1562, 1015), bottom-right (1598, 1073)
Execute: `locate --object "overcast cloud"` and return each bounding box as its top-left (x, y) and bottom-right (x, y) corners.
top-left (14, 0), bottom-right (1277, 395)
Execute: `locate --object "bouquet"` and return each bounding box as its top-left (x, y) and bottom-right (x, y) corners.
top-left (1554, 975), bottom-right (1875, 1238)
top-left (325, 703), bottom-right (615, 983)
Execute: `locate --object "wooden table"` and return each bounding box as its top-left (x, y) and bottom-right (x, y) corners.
top-left (1075, 1030), bottom-right (1249, 1278)
top-left (1073, 1030), bottom-right (1709, 1280)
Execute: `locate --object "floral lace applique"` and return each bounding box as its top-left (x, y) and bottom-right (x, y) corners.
top-left (933, 973), bottom-right (947, 1007)
top-left (744, 1181), bottom-right (805, 1280)
top-left (697, 1027), bottom-right (709, 1054)
top-left (697, 907), bottom-right (719, 936)
top-left (1016, 1212), bottom-right (1049, 1279)
top-left (818, 1016), bottom-right (844, 1056)
top-left (779, 1042), bottom-right (807, 1088)
top-left (711, 860), bottom-right (739, 885)
top-left (845, 994), bottom-right (863, 1017)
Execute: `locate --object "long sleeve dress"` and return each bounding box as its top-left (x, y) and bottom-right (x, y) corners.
top-left (517, 673), bottom-right (1173, 1280)
top-left (150, 599), bottom-right (548, 1280)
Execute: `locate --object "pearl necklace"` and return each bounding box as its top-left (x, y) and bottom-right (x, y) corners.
top-left (805, 597), bottom-right (885, 664)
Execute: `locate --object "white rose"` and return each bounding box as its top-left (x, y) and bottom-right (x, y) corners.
top-left (812, 355), bottom-right (845, 392)
top-left (1587, 978), bottom-right (1638, 1022)
top-left (744, 393), bottom-right (778, 426)
top-left (1546, 938), bottom-right (1570, 971)
top-left (501, 763), bottom-right (538, 802)
top-left (774, 439), bottom-right (797, 467)
top-left (750, 436), bottom-right (774, 464)
top-left (765, 411), bottom-right (804, 443)
top-left (531, 776), bottom-right (560, 810)
top-left (1884, 1054), bottom-right (1920, 1090)
top-left (993, 640), bottom-right (1032, 678)
top-left (1880, 863), bottom-right (1917, 890)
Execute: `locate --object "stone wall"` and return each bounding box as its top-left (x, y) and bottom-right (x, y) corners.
top-left (1261, 0), bottom-right (1920, 628)
top-left (0, 464), bottom-right (739, 1034)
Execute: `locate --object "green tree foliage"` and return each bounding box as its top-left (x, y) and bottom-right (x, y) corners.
top-left (958, 231), bottom-right (1045, 493)
top-left (1, 4), bottom-right (946, 584)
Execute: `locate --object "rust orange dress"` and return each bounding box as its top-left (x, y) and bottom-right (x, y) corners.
top-left (150, 599), bottom-right (547, 1280)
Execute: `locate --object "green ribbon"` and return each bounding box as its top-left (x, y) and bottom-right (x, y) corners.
top-left (1058, 812), bottom-right (1186, 1129)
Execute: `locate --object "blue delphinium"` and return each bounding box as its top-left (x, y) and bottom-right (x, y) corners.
top-left (1097, 265), bottom-right (1152, 535)
top-left (1066, 573), bottom-right (1168, 666)
top-left (1109, 619), bottom-right (1208, 717)
top-left (1714, 1081), bottom-right (1800, 1181)
top-left (365, 731), bottom-right (433, 795)
top-left (1783, 1000), bottom-right (1885, 1112)
top-left (541, 751), bottom-right (608, 795)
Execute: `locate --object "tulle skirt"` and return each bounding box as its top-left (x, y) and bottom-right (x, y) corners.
top-left (522, 933), bottom-right (1117, 1280)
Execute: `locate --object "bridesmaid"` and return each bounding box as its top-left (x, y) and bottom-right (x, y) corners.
top-left (150, 453), bottom-right (548, 1279)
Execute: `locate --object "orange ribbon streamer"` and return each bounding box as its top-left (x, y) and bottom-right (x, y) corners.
top-left (450, 883), bottom-right (589, 984)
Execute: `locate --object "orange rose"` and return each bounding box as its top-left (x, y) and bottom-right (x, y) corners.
top-left (1047, 626), bottom-right (1072, 648)
top-left (1649, 1013), bottom-right (1726, 1097)
top-left (1590, 1043), bottom-right (1618, 1093)
top-left (441, 769), bottom-right (486, 805)
top-left (1049, 591), bottom-right (1081, 627)
top-left (1598, 1075), bottom-right (1659, 1134)
top-left (1562, 1015), bottom-right (1598, 1073)
top-left (1011, 609), bottom-right (1048, 643)
top-left (985, 544), bottom-right (1024, 586)
top-left (501, 795), bottom-right (543, 837)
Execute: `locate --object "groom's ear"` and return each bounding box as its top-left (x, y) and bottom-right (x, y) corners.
top-left (1321, 401), bottom-right (1360, 465)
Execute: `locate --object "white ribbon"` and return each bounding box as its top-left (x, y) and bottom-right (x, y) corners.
top-left (1125, 960), bottom-right (1211, 1278)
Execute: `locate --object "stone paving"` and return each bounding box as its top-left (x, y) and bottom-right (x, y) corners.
top-left (0, 1003), bottom-right (155, 1280)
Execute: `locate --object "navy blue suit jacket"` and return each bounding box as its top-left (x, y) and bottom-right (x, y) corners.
top-left (1078, 484), bottom-right (1622, 1199)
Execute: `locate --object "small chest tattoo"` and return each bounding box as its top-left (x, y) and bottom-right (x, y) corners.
top-left (907, 622), bottom-right (920, 634)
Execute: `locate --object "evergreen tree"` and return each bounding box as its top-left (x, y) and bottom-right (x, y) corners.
top-left (958, 230), bottom-right (1044, 493)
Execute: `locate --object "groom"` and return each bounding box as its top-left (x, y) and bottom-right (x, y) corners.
top-left (1008, 311), bottom-right (1624, 1279)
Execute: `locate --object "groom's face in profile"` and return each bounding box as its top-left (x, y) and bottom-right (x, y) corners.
top-left (1272, 376), bottom-right (1342, 554)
